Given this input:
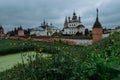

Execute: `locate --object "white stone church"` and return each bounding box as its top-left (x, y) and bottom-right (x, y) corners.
top-left (30, 20), bottom-right (60, 36)
top-left (62, 11), bottom-right (85, 35)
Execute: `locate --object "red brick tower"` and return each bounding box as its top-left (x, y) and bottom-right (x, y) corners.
top-left (92, 8), bottom-right (103, 43)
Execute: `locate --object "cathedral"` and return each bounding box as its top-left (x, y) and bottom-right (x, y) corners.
top-left (62, 11), bottom-right (85, 35)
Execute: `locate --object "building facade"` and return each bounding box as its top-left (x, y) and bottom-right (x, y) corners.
top-left (62, 11), bottom-right (85, 35)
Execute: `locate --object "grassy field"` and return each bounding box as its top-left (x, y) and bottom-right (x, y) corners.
top-left (0, 39), bottom-right (34, 55)
top-left (0, 31), bottom-right (120, 80)
top-left (0, 38), bottom-right (76, 55)
top-left (0, 51), bottom-right (50, 72)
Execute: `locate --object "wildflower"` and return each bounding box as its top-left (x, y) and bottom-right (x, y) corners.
top-left (22, 43), bottom-right (25, 45)
top-left (10, 43), bottom-right (12, 46)
top-left (110, 32), bottom-right (114, 36)
top-left (39, 48), bottom-right (43, 53)
top-left (111, 39), bottom-right (114, 43)
top-left (108, 46), bottom-right (111, 49)
top-left (14, 43), bottom-right (16, 46)
top-left (94, 48), bottom-right (96, 51)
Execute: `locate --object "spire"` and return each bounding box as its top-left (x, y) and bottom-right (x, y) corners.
top-left (68, 16), bottom-right (70, 22)
top-left (79, 16), bottom-right (81, 23)
top-left (41, 22), bottom-right (43, 26)
top-left (73, 10), bottom-right (76, 16)
top-left (0, 25), bottom-right (3, 29)
top-left (64, 16), bottom-right (68, 27)
top-left (72, 10), bottom-right (77, 20)
top-left (43, 19), bottom-right (46, 26)
top-left (93, 8), bottom-right (102, 29)
top-left (0, 25), bottom-right (4, 34)
top-left (19, 25), bottom-right (23, 30)
top-left (96, 8), bottom-right (99, 21)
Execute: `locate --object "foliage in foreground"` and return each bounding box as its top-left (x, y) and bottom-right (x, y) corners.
top-left (0, 32), bottom-right (120, 80)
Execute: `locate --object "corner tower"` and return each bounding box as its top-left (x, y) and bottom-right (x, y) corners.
top-left (18, 25), bottom-right (25, 36)
top-left (92, 8), bottom-right (103, 43)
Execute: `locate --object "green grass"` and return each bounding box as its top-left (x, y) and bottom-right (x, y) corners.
top-left (0, 39), bottom-right (34, 55)
top-left (0, 31), bottom-right (120, 80)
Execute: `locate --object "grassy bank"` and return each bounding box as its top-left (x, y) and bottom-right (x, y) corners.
top-left (0, 39), bottom-right (34, 55)
top-left (0, 32), bottom-right (120, 80)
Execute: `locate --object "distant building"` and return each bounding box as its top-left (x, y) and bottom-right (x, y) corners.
top-left (62, 11), bottom-right (85, 35)
top-left (103, 28), bottom-right (108, 34)
top-left (0, 25), bottom-right (5, 39)
top-left (30, 20), bottom-right (60, 36)
top-left (115, 26), bottom-right (120, 31)
top-left (92, 9), bottom-right (103, 43)
top-left (18, 25), bottom-right (25, 36)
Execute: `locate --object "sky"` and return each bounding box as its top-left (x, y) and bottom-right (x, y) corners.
top-left (0, 0), bottom-right (119, 33)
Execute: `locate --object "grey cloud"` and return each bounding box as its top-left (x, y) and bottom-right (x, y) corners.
top-left (0, 0), bottom-right (120, 32)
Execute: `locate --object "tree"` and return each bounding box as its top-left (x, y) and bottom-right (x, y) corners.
top-left (85, 28), bottom-right (89, 36)
top-left (76, 32), bottom-right (83, 36)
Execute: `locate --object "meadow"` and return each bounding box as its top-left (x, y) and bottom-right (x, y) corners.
top-left (0, 31), bottom-right (120, 80)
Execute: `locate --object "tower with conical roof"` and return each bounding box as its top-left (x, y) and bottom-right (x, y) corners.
top-left (0, 25), bottom-right (5, 39)
top-left (18, 25), bottom-right (25, 36)
top-left (64, 16), bottom-right (68, 27)
top-left (92, 8), bottom-right (103, 43)
top-left (0, 25), bottom-right (4, 34)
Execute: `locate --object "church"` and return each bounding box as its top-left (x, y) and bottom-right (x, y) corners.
top-left (30, 20), bottom-right (60, 36)
top-left (62, 11), bottom-right (85, 35)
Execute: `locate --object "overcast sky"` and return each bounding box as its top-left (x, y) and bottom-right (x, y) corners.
top-left (0, 0), bottom-right (119, 32)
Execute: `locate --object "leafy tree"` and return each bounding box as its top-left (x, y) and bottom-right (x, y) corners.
top-left (76, 31), bottom-right (83, 36)
top-left (85, 28), bottom-right (89, 36)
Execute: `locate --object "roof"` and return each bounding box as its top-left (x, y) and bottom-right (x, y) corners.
top-left (77, 25), bottom-right (85, 28)
top-left (93, 9), bottom-right (102, 29)
top-left (50, 26), bottom-right (60, 30)
top-left (32, 26), bottom-right (44, 31)
top-left (31, 25), bottom-right (59, 31)
top-left (0, 26), bottom-right (3, 29)
top-left (93, 17), bottom-right (102, 28)
top-left (18, 25), bottom-right (23, 30)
